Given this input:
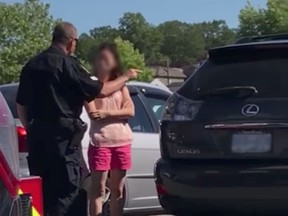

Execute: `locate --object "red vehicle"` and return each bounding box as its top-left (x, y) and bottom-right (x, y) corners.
top-left (0, 92), bottom-right (43, 216)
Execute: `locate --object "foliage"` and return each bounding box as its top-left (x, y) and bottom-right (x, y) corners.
top-left (119, 12), bottom-right (165, 65)
top-left (238, 0), bottom-right (288, 36)
top-left (114, 37), bottom-right (153, 82)
top-left (76, 33), bottom-right (96, 64)
top-left (0, 0), bottom-right (58, 84)
top-left (158, 21), bottom-right (205, 67)
top-left (6, 1), bottom-right (288, 84)
top-left (77, 13), bottom-right (235, 69)
top-left (195, 20), bottom-right (236, 50)
top-left (76, 26), bottom-right (120, 64)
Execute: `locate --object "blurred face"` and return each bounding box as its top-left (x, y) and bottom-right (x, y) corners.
top-left (94, 49), bottom-right (117, 78)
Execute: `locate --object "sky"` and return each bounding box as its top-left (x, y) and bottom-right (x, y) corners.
top-left (4, 0), bottom-right (266, 34)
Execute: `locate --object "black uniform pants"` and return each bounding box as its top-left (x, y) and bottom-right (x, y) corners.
top-left (26, 119), bottom-right (88, 216)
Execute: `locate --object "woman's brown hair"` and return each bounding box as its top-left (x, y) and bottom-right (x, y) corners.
top-left (94, 42), bottom-right (123, 81)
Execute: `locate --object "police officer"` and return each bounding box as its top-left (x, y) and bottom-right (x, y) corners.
top-left (16, 22), bottom-right (138, 216)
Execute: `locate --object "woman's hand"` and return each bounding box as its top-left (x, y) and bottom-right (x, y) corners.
top-left (89, 110), bottom-right (110, 120)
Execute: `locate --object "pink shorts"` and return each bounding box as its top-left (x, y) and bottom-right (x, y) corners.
top-left (88, 144), bottom-right (131, 171)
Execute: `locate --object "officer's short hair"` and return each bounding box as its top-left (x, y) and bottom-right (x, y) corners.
top-left (52, 22), bottom-right (77, 44)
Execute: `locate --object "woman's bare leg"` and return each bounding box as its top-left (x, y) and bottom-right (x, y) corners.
top-left (90, 171), bottom-right (109, 216)
top-left (109, 170), bottom-right (126, 216)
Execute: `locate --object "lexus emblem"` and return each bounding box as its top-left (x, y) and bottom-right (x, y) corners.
top-left (241, 104), bottom-right (259, 117)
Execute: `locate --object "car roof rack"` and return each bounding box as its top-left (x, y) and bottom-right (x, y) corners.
top-left (234, 33), bottom-right (288, 44)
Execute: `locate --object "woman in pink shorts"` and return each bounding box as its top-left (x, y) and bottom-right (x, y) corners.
top-left (85, 43), bottom-right (134, 216)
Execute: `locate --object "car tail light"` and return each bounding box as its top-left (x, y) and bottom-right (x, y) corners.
top-left (156, 183), bottom-right (167, 195)
top-left (17, 126), bottom-right (27, 152)
top-left (162, 93), bottom-right (202, 121)
top-left (0, 93), bottom-right (20, 179)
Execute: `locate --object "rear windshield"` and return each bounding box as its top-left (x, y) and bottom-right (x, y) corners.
top-left (179, 46), bottom-right (288, 99)
top-left (0, 85), bottom-right (18, 118)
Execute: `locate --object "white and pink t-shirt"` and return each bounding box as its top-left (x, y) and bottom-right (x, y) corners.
top-left (89, 89), bottom-right (133, 147)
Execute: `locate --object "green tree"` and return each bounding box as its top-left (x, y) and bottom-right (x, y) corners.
top-left (196, 20), bottom-right (236, 50)
top-left (76, 33), bottom-right (95, 63)
top-left (119, 12), bottom-right (164, 65)
top-left (90, 26), bottom-right (120, 41)
top-left (238, 0), bottom-right (288, 36)
top-left (158, 21), bottom-right (205, 67)
top-left (76, 26), bottom-right (120, 63)
top-left (115, 37), bottom-right (153, 82)
top-left (0, 0), bottom-right (58, 84)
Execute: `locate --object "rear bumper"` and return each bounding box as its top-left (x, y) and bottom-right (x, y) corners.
top-left (155, 159), bottom-right (288, 213)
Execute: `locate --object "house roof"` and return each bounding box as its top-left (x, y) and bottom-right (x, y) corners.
top-left (149, 66), bottom-right (187, 78)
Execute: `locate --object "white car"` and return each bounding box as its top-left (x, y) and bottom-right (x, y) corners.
top-left (0, 82), bottom-right (171, 215)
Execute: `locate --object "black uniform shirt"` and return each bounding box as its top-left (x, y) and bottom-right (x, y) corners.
top-left (16, 46), bottom-right (102, 120)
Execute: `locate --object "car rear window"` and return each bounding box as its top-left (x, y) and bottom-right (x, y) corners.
top-left (179, 46), bottom-right (288, 99)
top-left (0, 85), bottom-right (18, 118)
